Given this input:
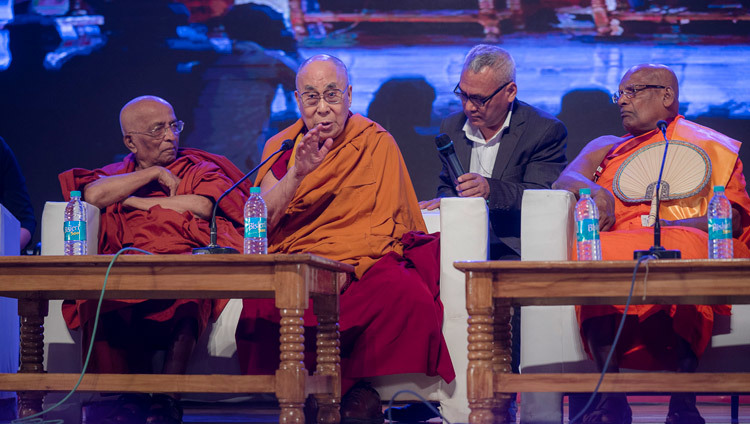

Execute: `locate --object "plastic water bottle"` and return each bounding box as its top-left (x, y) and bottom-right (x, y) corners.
top-left (64, 190), bottom-right (87, 255)
top-left (708, 185), bottom-right (733, 259)
top-left (575, 188), bottom-right (602, 261)
top-left (244, 187), bottom-right (267, 255)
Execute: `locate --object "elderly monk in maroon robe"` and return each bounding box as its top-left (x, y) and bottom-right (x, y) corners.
top-left (58, 95), bottom-right (246, 423)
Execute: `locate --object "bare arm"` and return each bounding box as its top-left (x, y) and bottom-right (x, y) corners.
top-left (663, 207), bottom-right (742, 236)
top-left (83, 166), bottom-right (181, 209)
top-left (122, 194), bottom-right (213, 220)
top-left (552, 135), bottom-right (624, 231)
top-left (261, 124), bottom-right (333, 232)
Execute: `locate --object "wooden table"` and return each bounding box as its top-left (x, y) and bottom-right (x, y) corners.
top-left (454, 259), bottom-right (750, 424)
top-left (0, 254), bottom-right (353, 423)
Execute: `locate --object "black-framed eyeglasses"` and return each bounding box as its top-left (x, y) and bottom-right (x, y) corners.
top-left (611, 85), bottom-right (666, 103)
top-left (128, 120), bottom-right (184, 139)
top-left (453, 80), bottom-right (512, 108)
top-left (299, 89), bottom-right (346, 107)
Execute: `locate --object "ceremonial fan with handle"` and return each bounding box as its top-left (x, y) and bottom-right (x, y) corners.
top-left (613, 140), bottom-right (712, 227)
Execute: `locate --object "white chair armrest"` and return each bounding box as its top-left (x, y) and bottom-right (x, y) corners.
top-left (520, 189), bottom-right (575, 261)
top-left (41, 201), bottom-right (100, 255)
top-left (520, 189), bottom-right (586, 424)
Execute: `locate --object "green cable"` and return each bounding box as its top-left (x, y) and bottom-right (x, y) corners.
top-left (12, 247), bottom-right (153, 424)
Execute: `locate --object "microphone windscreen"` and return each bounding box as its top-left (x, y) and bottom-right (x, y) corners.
top-left (656, 120), bottom-right (668, 131)
top-left (435, 134), bottom-right (454, 153)
top-left (281, 139), bottom-right (295, 151)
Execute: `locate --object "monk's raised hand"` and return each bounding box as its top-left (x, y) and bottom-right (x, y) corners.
top-left (294, 124), bottom-right (333, 178)
top-left (456, 173), bottom-right (490, 199)
top-left (155, 166), bottom-right (181, 196)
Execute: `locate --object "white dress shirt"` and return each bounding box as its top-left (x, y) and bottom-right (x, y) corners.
top-left (461, 110), bottom-right (512, 178)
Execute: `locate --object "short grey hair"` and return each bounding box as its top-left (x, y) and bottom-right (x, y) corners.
top-left (463, 44), bottom-right (516, 84)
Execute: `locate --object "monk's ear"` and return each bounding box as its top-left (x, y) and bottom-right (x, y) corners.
top-left (345, 85), bottom-right (352, 106)
top-left (662, 86), bottom-right (676, 109)
top-left (123, 135), bottom-right (137, 154)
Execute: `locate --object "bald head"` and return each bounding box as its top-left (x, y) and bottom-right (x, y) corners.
top-left (119, 96), bottom-right (174, 136)
top-left (120, 95), bottom-right (179, 169)
top-left (296, 54), bottom-right (350, 91)
top-left (622, 64), bottom-right (679, 113)
top-left (617, 64), bottom-right (679, 135)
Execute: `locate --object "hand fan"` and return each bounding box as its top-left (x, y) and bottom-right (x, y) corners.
top-left (613, 140), bottom-right (711, 226)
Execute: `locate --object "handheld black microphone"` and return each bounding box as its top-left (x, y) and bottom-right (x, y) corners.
top-left (192, 139), bottom-right (295, 254)
top-left (435, 133), bottom-right (466, 186)
top-left (634, 120), bottom-right (681, 259)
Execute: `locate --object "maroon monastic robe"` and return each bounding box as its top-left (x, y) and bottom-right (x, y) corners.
top-left (59, 148), bottom-right (246, 372)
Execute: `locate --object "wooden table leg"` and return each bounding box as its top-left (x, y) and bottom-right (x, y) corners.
top-left (17, 299), bottom-right (48, 418)
top-left (492, 298), bottom-right (513, 423)
top-left (467, 271), bottom-right (496, 424)
top-left (277, 307), bottom-right (306, 424)
top-left (313, 290), bottom-right (341, 424)
top-left (275, 263), bottom-right (309, 424)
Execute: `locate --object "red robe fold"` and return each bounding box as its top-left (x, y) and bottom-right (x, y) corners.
top-left (236, 115), bottom-right (455, 392)
top-left (577, 117), bottom-right (750, 370)
top-left (59, 148), bottom-right (246, 372)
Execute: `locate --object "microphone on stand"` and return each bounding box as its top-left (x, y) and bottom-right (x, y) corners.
top-left (435, 133), bottom-right (466, 186)
top-left (193, 139), bottom-right (295, 254)
top-left (634, 120), bottom-right (681, 260)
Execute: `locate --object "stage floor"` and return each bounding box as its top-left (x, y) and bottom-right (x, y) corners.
top-left (177, 396), bottom-right (750, 423)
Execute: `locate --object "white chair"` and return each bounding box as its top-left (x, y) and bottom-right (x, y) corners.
top-left (40, 201), bottom-right (100, 423)
top-left (0, 204), bottom-right (20, 411)
top-left (41, 197), bottom-right (489, 423)
top-left (519, 189), bottom-right (750, 423)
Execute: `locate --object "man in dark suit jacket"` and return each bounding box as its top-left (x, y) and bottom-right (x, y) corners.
top-left (420, 44), bottom-right (568, 260)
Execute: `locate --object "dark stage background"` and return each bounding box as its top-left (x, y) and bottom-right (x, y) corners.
top-left (1, 0), bottom-right (749, 248)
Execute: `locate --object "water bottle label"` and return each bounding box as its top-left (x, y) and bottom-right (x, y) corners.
top-left (245, 217), bottom-right (267, 238)
top-left (708, 217), bottom-right (732, 240)
top-left (576, 218), bottom-right (600, 242)
top-left (64, 221), bottom-right (87, 241)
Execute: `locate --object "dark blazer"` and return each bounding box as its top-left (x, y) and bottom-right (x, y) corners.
top-left (437, 99), bottom-right (567, 258)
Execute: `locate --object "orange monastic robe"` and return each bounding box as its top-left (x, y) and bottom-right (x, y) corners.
top-left (255, 113), bottom-right (427, 277)
top-left (577, 116), bottom-right (750, 370)
top-left (237, 114), bottom-right (455, 390)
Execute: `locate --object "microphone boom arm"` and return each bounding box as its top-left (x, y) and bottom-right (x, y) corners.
top-left (194, 139), bottom-right (294, 254)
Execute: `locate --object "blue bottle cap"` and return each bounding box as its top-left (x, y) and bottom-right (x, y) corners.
top-left (250, 187), bottom-right (261, 194)
top-left (70, 190), bottom-right (81, 197)
top-left (579, 188), bottom-right (591, 196)
top-left (714, 186), bottom-right (725, 193)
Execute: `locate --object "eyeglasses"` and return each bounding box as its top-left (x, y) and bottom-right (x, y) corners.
top-left (453, 80), bottom-right (512, 108)
top-left (127, 120), bottom-right (184, 139)
top-left (611, 85), bottom-right (666, 103)
top-left (299, 89), bottom-right (346, 107)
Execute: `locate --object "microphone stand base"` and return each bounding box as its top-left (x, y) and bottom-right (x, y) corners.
top-left (192, 246), bottom-right (240, 255)
top-left (633, 247), bottom-right (681, 260)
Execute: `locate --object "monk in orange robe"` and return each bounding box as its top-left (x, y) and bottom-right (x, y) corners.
top-left (553, 64), bottom-right (750, 424)
top-left (59, 96), bottom-right (246, 423)
top-left (235, 55), bottom-right (454, 424)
